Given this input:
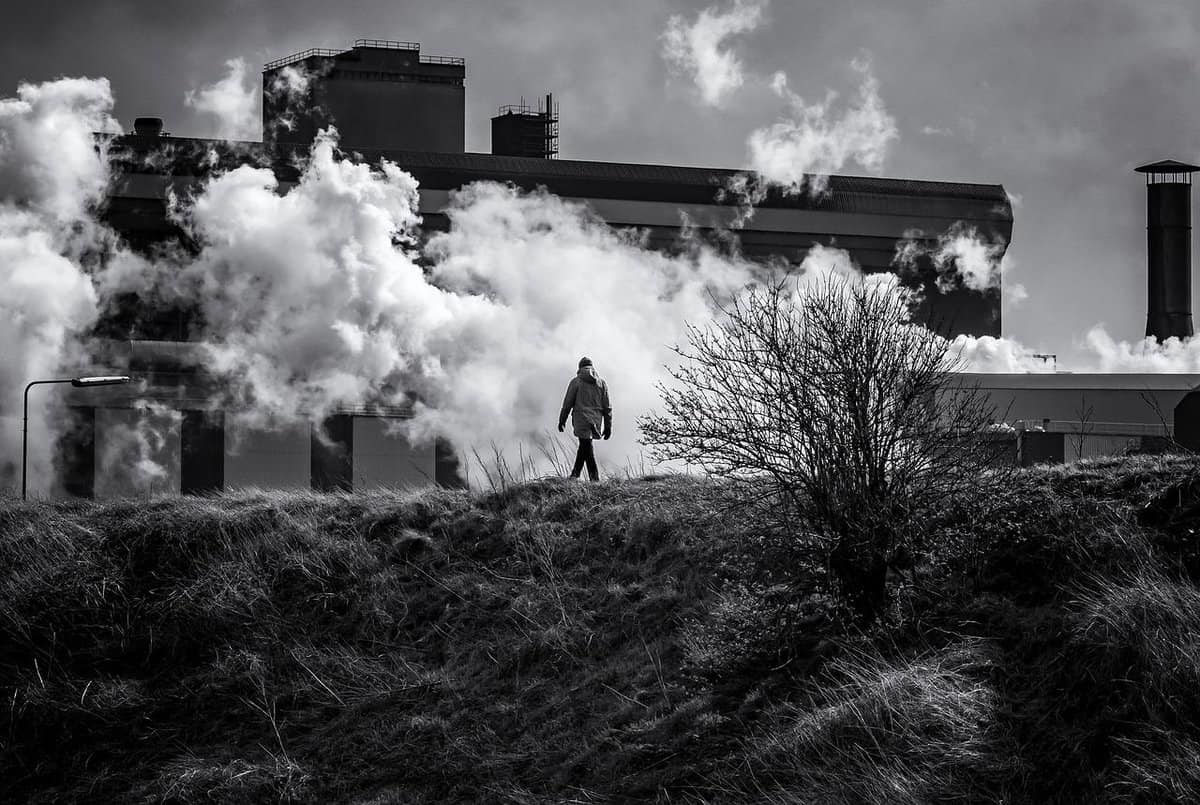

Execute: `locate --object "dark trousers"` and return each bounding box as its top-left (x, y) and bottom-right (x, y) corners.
top-left (571, 438), bottom-right (599, 480)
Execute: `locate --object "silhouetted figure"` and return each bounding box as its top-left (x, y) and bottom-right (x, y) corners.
top-left (558, 357), bottom-right (612, 480)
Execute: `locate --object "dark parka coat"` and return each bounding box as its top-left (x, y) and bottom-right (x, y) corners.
top-left (558, 366), bottom-right (612, 439)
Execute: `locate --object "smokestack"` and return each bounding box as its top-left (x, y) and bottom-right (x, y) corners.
top-left (1136, 159), bottom-right (1199, 340)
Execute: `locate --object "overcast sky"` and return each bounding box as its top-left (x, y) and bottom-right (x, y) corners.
top-left (3, 0), bottom-right (1199, 366)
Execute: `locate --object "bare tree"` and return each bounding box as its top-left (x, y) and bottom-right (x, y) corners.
top-left (639, 273), bottom-right (1007, 622)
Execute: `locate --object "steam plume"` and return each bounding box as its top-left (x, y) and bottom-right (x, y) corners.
top-left (747, 58), bottom-right (898, 196)
top-left (1084, 328), bottom-right (1200, 372)
top-left (894, 223), bottom-right (1027, 305)
top-left (661, 0), bottom-right (768, 108)
top-left (0, 77), bottom-right (119, 494)
top-left (185, 58), bottom-right (259, 141)
top-left (156, 134), bottom-right (758, 478)
top-left (949, 335), bottom-right (1055, 373)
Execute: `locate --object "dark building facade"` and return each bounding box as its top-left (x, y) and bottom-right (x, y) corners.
top-left (262, 39), bottom-right (465, 153)
top-left (491, 95), bottom-right (559, 159)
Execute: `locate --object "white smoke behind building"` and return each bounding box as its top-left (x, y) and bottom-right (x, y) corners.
top-left (949, 335), bottom-right (1056, 373)
top-left (94, 402), bottom-right (181, 498)
top-left (184, 58), bottom-right (259, 142)
top-left (418, 181), bottom-right (756, 470)
top-left (661, 0), bottom-right (768, 108)
top-left (136, 132), bottom-right (759, 479)
top-left (0, 77), bottom-right (119, 495)
top-left (746, 57), bottom-right (898, 197)
top-left (1083, 328), bottom-right (1200, 373)
top-left (263, 60), bottom-right (329, 140)
top-left (894, 222), bottom-right (1027, 306)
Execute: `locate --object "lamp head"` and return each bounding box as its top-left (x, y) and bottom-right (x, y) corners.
top-left (71, 375), bottom-right (131, 388)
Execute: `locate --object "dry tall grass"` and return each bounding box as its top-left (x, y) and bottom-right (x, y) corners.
top-left (3, 456), bottom-right (1200, 802)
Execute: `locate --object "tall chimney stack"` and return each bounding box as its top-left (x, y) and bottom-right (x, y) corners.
top-left (1135, 159), bottom-right (1199, 341)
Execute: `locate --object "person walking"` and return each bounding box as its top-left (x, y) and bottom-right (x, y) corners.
top-left (558, 357), bottom-right (612, 481)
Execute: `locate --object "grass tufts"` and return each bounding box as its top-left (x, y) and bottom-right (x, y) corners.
top-left (5, 457), bottom-right (1200, 801)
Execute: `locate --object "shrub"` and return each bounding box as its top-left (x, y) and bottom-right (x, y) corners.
top-left (639, 273), bottom-right (1007, 622)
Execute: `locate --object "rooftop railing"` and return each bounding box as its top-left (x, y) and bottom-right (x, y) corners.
top-left (420, 54), bottom-right (466, 66)
top-left (263, 48), bottom-right (342, 71)
top-left (353, 38), bottom-right (420, 50)
top-left (265, 41), bottom-right (465, 71)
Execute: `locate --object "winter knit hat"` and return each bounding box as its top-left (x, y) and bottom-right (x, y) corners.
top-left (578, 357), bottom-right (593, 369)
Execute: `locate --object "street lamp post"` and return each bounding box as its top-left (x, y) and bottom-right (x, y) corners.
top-left (22, 375), bottom-right (132, 501)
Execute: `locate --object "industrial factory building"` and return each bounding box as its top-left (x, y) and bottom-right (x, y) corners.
top-left (41, 38), bottom-right (1195, 499)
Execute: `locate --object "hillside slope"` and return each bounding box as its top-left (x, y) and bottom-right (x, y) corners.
top-left (3, 458), bottom-right (1200, 803)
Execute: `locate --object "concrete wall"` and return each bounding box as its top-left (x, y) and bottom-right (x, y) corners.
top-left (224, 421), bottom-right (311, 491)
top-left (963, 375), bottom-right (1200, 429)
top-left (352, 417), bottom-right (437, 489)
top-left (321, 80), bottom-right (465, 152)
top-left (50, 410), bottom-right (441, 497)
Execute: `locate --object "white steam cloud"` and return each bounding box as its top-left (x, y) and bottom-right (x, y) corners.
top-left (185, 58), bottom-right (259, 141)
top-left (95, 402), bottom-right (181, 498)
top-left (0, 77), bottom-right (119, 494)
top-left (894, 223), bottom-right (1027, 305)
top-left (949, 328), bottom-right (1200, 375)
top-left (949, 335), bottom-right (1056, 373)
top-left (747, 58), bottom-right (898, 196)
top-left (145, 133), bottom-right (759, 477)
top-left (1084, 328), bottom-right (1200, 372)
top-left (661, 0), bottom-right (768, 107)
top-left (264, 62), bottom-right (325, 139)
top-left (419, 181), bottom-right (755, 464)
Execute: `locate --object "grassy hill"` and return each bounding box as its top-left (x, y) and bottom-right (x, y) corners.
top-left (3, 456), bottom-right (1200, 803)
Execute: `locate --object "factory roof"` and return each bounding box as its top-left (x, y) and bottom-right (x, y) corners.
top-left (961, 373), bottom-right (1200, 390)
top-left (367, 148), bottom-right (1007, 199)
top-left (105, 134), bottom-right (1013, 221)
top-left (1135, 159), bottom-right (1200, 174)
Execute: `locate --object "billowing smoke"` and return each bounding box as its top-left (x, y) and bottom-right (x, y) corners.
top-left (0, 77), bottom-right (119, 494)
top-left (94, 402), bottom-right (181, 498)
top-left (148, 133), bottom-right (758, 478)
top-left (949, 327), bottom-right (1200, 374)
top-left (747, 57), bottom-right (898, 196)
top-left (185, 58), bottom-right (259, 141)
top-left (1083, 328), bottom-right (1200, 372)
top-left (894, 223), bottom-right (1027, 305)
top-left (263, 60), bottom-right (329, 142)
top-left (417, 181), bottom-right (755, 468)
top-left (949, 335), bottom-right (1056, 373)
top-left (661, 0), bottom-right (768, 108)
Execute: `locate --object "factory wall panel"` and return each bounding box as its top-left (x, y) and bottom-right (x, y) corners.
top-left (224, 422), bottom-right (311, 491)
top-left (94, 407), bottom-right (182, 499)
top-left (181, 410), bottom-right (225, 494)
top-left (352, 417), bottom-right (437, 490)
top-left (1175, 392), bottom-right (1200, 451)
top-left (1065, 434), bottom-right (1143, 461)
top-left (975, 386), bottom-right (1192, 427)
top-left (435, 438), bottom-right (467, 488)
top-left (312, 415), bottom-right (354, 492)
top-left (54, 406), bottom-right (96, 500)
top-left (319, 81), bottom-right (465, 153)
top-left (1018, 431), bottom-right (1065, 467)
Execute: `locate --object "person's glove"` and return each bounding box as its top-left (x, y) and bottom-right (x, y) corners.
top-left (557, 422), bottom-right (565, 433)
top-left (603, 426), bottom-right (612, 440)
